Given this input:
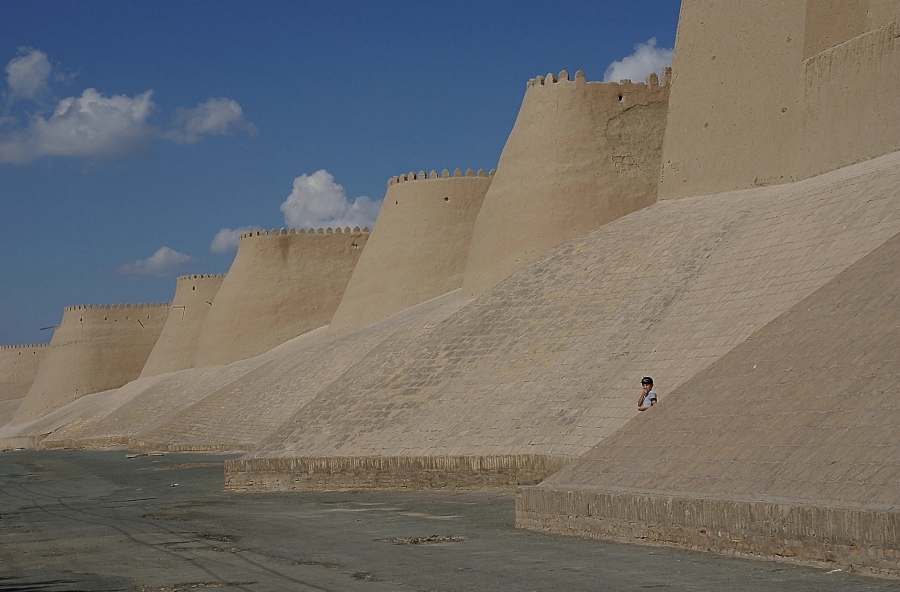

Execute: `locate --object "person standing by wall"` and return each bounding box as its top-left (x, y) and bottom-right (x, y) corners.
top-left (638, 376), bottom-right (657, 411)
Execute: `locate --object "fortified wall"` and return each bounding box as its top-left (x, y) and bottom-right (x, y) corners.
top-left (462, 69), bottom-right (670, 298)
top-left (11, 303), bottom-right (169, 425)
top-left (658, 0), bottom-right (900, 199)
top-left (140, 274), bottom-right (226, 378)
top-left (511, 0), bottom-right (900, 577)
top-left (328, 168), bottom-right (493, 338)
top-left (226, 147), bottom-right (900, 537)
top-left (0, 344), bottom-right (47, 402)
top-left (194, 227), bottom-right (369, 367)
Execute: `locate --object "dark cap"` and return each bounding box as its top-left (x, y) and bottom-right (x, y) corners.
top-left (640, 376), bottom-right (653, 385)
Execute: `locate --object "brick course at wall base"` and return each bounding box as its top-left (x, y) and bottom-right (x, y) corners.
top-left (516, 488), bottom-right (900, 579)
top-left (224, 455), bottom-right (572, 491)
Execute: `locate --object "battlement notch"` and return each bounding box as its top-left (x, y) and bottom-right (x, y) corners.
top-left (63, 302), bottom-right (171, 312)
top-left (526, 68), bottom-right (671, 91)
top-left (0, 344), bottom-right (48, 350)
top-left (177, 273), bottom-right (227, 281)
top-left (239, 227), bottom-right (370, 241)
top-left (386, 168), bottom-right (496, 188)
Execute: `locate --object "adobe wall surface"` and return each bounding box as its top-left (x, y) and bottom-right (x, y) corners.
top-left (327, 170), bottom-right (492, 338)
top-left (194, 227), bottom-right (368, 367)
top-left (10, 304), bottom-right (169, 425)
top-left (140, 274), bottom-right (225, 378)
top-left (39, 350), bottom-right (287, 451)
top-left (228, 150), bottom-right (900, 490)
top-left (36, 290), bottom-right (466, 453)
top-left (0, 399), bottom-right (23, 430)
top-left (798, 18), bottom-right (900, 180)
top-left (517, 224), bottom-right (900, 578)
top-left (134, 290), bottom-right (466, 452)
top-left (657, 0), bottom-right (805, 199)
top-left (658, 1), bottom-right (900, 200)
top-left (0, 345), bottom-right (47, 402)
top-left (461, 70), bottom-right (669, 298)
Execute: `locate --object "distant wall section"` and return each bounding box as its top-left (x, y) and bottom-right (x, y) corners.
top-left (328, 169), bottom-right (492, 338)
top-left (11, 303), bottom-right (169, 425)
top-left (140, 274), bottom-right (226, 378)
top-left (462, 70), bottom-right (669, 298)
top-left (194, 228), bottom-right (368, 367)
top-left (0, 345), bottom-right (47, 402)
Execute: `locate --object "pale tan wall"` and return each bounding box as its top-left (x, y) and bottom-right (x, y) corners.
top-left (866, 0), bottom-right (900, 28)
top-left (804, 0), bottom-right (869, 58)
top-left (660, 0), bottom-right (900, 200)
top-left (658, 0), bottom-right (806, 200)
top-left (328, 169), bottom-right (492, 338)
top-left (461, 70), bottom-right (669, 298)
top-left (194, 228), bottom-right (368, 367)
top-left (11, 304), bottom-right (169, 425)
top-left (799, 18), bottom-right (900, 179)
top-left (0, 345), bottom-right (46, 402)
top-left (140, 274), bottom-right (226, 378)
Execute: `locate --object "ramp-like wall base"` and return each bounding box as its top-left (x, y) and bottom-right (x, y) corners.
top-left (225, 455), bottom-right (572, 491)
top-left (516, 487), bottom-right (900, 580)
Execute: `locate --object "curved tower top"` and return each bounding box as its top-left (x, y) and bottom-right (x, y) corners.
top-left (140, 274), bottom-right (226, 378)
top-left (462, 69), bottom-right (670, 298)
top-left (328, 168), bottom-right (493, 338)
top-left (11, 303), bottom-right (169, 425)
top-left (194, 227), bottom-right (369, 367)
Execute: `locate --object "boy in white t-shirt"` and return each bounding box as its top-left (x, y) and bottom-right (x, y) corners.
top-left (638, 376), bottom-right (657, 411)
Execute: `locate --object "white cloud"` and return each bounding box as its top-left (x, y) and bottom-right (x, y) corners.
top-left (167, 97), bottom-right (257, 144)
top-left (603, 38), bottom-right (673, 83)
top-left (118, 247), bottom-right (192, 277)
top-left (5, 48), bottom-right (51, 103)
top-left (279, 170), bottom-right (381, 230)
top-left (0, 48), bottom-right (256, 165)
top-left (0, 88), bottom-right (155, 164)
top-left (210, 225), bottom-right (262, 254)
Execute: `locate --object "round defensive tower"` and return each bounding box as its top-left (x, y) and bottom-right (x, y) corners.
top-left (0, 344), bottom-right (47, 402)
top-left (327, 168), bottom-right (493, 338)
top-left (140, 274), bottom-right (226, 378)
top-left (194, 227), bottom-right (369, 367)
top-left (461, 69), bottom-right (670, 298)
top-left (11, 303), bottom-right (169, 425)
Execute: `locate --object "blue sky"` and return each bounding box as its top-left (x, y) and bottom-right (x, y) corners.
top-left (0, 1), bottom-right (681, 346)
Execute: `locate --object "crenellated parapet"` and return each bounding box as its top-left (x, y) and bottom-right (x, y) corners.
top-left (525, 67), bottom-right (671, 89)
top-left (177, 273), bottom-right (226, 281)
top-left (386, 168), bottom-right (496, 188)
top-left (63, 303), bottom-right (170, 312)
top-left (327, 167), bottom-right (493, 337)
top-left (239, 227), bottom-right (370, 240)
top-left (194, 225), bottom-right (370, 367)
top-left (0, 344), bottom-right (48, 350)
